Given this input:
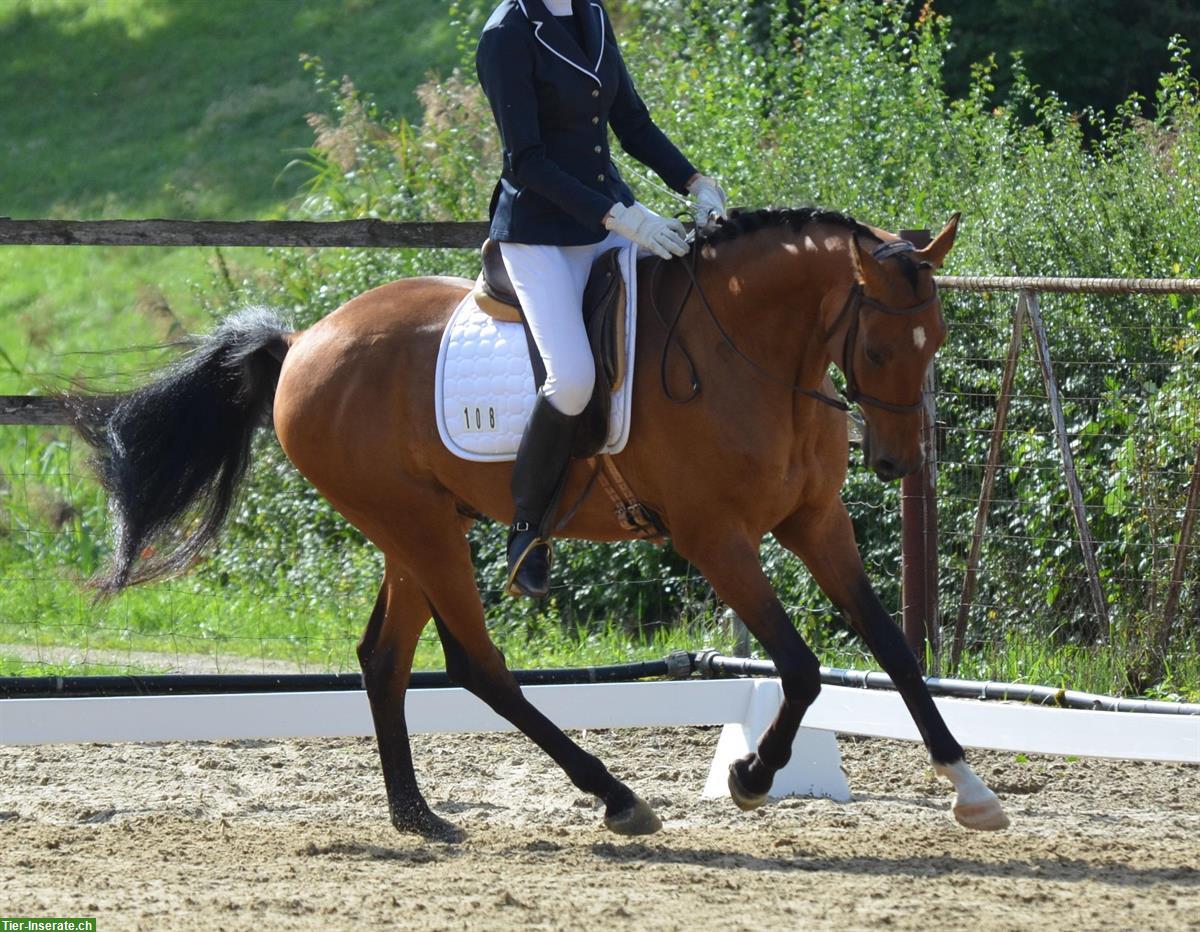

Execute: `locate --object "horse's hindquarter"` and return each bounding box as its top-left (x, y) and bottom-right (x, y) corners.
top-left (274, 276), bottom-right (471, 503)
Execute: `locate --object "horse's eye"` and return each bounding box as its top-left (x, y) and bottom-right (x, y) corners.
top-left (865, 348), bottom-right (886, 366)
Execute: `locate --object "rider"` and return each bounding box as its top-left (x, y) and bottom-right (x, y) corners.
top-left (477, 0), bottom-right (727, 598)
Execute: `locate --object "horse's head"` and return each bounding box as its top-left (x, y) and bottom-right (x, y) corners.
top-left (830, 214), bottom-right (959, 481)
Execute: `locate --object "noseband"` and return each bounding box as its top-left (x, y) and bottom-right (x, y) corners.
top-left (826, 277), bottom-right (940, 414)
top-left (651, 235), bottom-right (939, 414)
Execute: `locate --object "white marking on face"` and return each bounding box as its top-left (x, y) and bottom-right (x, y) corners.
top-left (782, 242), bottom-right (801, 256)
top-left (913, 326), bottom-right (927, 350)
top-left (728, 276), bottom-right (742, 296)
top-left (701, 244), bottom-right (717, 261)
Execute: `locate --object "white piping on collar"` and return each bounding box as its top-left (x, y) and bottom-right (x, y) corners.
top-left (514, 0), bottom-right (605, 85)
top-left (591, 2), bottom-right (605, 74)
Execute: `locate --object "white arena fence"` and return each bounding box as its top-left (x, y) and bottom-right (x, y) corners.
top-left (3, 654), bottom-right (1197, 802)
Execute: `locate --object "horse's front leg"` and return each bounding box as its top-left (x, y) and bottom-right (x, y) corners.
top-left (677, 530), bottom-right (825, 810)
top-left (773, 502), bottom-right (1008, 830)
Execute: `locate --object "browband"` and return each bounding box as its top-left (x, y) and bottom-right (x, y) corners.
top-left (871, 239), bottom-right (917, 261)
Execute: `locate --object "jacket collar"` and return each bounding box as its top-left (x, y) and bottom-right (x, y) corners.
top-left (515, 0), bottom-right (607, 86)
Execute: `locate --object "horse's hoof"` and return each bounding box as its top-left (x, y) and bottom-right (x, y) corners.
top-left (728, 761), bottom-right (769, 812)
top-left (951, 795), bottom-right (1009, 832)
top-left (393, 810), bottom-right (467, 843)
top-left (604, 795), bottom-right (662, 836)
top-left (934, 760), bottom-right (1009, 831)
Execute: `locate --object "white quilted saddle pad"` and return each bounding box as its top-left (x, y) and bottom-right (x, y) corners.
top-left (435, 241), bottom-right (638, 462)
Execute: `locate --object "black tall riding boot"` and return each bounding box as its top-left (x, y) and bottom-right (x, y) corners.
top-left (507, 392), bottom-right (578, 598)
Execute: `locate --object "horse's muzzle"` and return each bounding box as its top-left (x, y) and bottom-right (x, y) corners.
top-left (863, 437), bottom-right (923, 481)
top-left (872, 458), bottom-right (907, 482)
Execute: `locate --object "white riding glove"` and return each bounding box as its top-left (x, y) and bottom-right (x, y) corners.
top-left (687, 174), bottom-right (728, 229)
top-left (604, 201), bottom-right (689, 260)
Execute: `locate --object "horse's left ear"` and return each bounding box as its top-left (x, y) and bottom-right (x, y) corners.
top-left (847, 233), bottom-right (866, 283)
top-left (915, 212), bottom-right (960, 269)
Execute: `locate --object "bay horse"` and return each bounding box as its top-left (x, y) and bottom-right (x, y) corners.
top-left (73, 207), bottom-right (1007, 840)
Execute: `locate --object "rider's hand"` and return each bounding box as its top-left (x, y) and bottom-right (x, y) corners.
top-left (604, 201), bottom-right (689, 260)
top-left (687, 174), bottom-right (728, 230)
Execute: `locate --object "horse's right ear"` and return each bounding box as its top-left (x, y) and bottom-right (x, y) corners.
top-left (915, 213), bottom-right (961, 269)
top-left (849, 233), bottom-right (893, 293)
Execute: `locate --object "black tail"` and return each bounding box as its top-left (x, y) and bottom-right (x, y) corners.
top-left (72, 307), bottom-right (293, 593)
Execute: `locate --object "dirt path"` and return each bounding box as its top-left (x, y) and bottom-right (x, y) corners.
top-left (0, 643), bottom-right (308, 674)
top-left (2, 729), bottom-right (1198, 930)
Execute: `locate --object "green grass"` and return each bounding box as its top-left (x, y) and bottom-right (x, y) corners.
top-left (0, 245), bottom-right (257, 395)
top-left (4, 574), bottom-right (1196, 699)
top-left (2, 0), bottom-right (1198, 703)
top-left (1, 0), bottom-right (466, 219)
top-left (0, 656), bottom-right (168, 676)
top-left (0, 0), bottom-right (470, 395)
top-left (0, 572), bottom-right (729, 674)
top-left (943, 638), bottom-right (1200, 703)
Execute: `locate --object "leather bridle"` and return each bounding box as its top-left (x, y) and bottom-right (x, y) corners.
top-left (651, 235), bottom-right (939, 414)
top-left (826, 277), bottom-right (940, 414)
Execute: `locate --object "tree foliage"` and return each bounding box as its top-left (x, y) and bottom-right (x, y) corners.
top-left (732, 0), bottom-right (1200, 119)
top-left (196, 0), bottom-right (1200, 689)
top-left (934, 0), bottom-right (1200, 119)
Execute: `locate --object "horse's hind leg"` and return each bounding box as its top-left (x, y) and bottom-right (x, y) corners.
top-left (420, 544), bottom-right (661, 836)
top-left (358, 563), bottom-right (463, 841)
top-left (773, 502), bottom-right (1008, 831)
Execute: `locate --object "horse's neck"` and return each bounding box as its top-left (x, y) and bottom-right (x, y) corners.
top-left (700, 229), bottom-right (847, 383)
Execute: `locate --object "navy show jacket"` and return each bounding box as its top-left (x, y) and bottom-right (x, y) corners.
top-left (476, 0), bottom-right (698, 245)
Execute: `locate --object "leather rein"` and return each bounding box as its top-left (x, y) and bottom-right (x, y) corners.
top-left (650, 235), bottom-right (939, 414)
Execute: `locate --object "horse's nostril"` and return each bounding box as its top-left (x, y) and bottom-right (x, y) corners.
top-left (874, 458), bottom-right (901, 481)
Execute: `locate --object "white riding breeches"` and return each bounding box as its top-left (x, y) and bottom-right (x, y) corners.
top-left (499, 230), bottom-right (631, 417)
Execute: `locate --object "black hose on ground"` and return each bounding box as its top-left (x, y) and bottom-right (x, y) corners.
top-left (691, 650), bottom-right (1200, 716)
top-left (0, 655), bottom-right (691, 699)
top-left (3, 649), bottom-right (1196, 716)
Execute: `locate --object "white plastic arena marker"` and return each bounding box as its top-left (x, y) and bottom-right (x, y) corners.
top-left (702, 678), bottom-right (851, 802)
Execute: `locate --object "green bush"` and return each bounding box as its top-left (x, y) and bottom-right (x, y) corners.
top-left (14, 0), bottom-right (1196, 691)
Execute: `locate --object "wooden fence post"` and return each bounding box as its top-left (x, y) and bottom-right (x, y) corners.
top-left (899, 230), bottom-right (938, 668)
top-left (1160, 440), bottom-right (1200, 653)
top-left (1025, 292), bottom-right (1111, 637)
top-left (951, 292), bottom-right (1027, 669)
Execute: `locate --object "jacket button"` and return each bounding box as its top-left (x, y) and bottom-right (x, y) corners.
top-left (597, 174), bottom-right (605, 182)
top-left (594, 145), bottom-right (602, 154)
top-left (592, 116), bottom-right (599, 125)
top-left (591, 89), bottom-right (599, 98)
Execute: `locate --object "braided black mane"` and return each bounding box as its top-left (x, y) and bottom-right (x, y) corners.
top-left (694, 206), bottom-right (878, 248)
top-left (697, 206), bottom-right (923, 290)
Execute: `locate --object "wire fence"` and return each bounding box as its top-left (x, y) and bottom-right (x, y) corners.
top-left (1, 218), bottom-right (1197, 690)
top-left (930, 286), bottom-right (1199, 684)
top-left (6, 285), bottom-right (1195, 685)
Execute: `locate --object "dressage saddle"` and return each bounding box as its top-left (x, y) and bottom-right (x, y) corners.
top-left (472, 239), bottom-right (628, 458)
